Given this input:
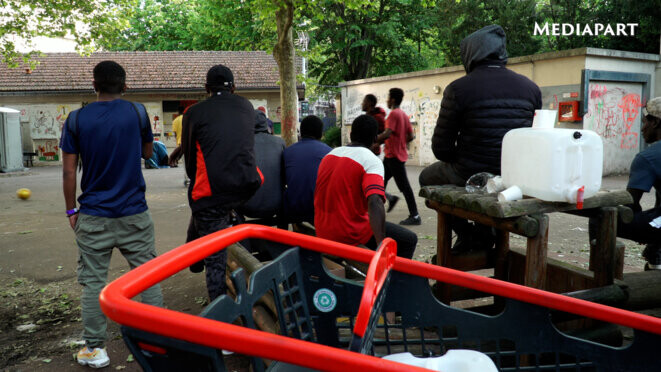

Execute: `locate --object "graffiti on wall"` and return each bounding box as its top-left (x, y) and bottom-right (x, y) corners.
top-left (583, 82), bottom-right (644, 175)
top-left (144, 102), bottom-right (163, 135)
top-left (618, 93), bottom-right (641, 150)
top-left (584, 83), bottom-right (642, 150)
top-left (21, 104), bottom-right (78, 139)
top-left (343, 89), bottom-right (444, 165)
top-left (35, 139), bottom-right (60, 161)
top-left (417, 97), bottom-right (442, 165)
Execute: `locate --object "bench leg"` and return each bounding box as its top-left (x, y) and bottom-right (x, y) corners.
top-left (435, 211), bottom-right (452, 303)
top-left (593, 207), bottom-right (617, 287)
top-left (494, 230), bottom-right (510, 281)
top-left (525, 214), bottom-right (549, 289)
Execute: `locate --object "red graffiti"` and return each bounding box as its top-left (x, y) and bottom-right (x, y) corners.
top-left (590, 84), bottom-right (607, 99)
top-left (618, 93), bottom-right (641, 149)
top-left (38, 140), bottom-right (59, 159)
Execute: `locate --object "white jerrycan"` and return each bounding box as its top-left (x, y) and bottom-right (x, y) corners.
top-left (501, 127), bottom-right (603, 205)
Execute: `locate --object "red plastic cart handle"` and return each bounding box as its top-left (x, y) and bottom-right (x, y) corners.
top-left (100, 224), bottom-right (431, 372)
top-left (353, 237), bottom-right (397, 338)
top-left (100, 225), bottom-right (661, 372)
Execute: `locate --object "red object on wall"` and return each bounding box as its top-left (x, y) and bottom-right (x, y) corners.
top-left (558, 101), bottom-right (581, 122)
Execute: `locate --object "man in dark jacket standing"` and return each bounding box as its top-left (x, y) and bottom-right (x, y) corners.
top-left (182, 65), bottom-right (262, 300)
top-left (419, 25), bottom-right (541, 249)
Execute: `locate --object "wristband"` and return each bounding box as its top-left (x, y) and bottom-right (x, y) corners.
top-left (66, 208), bottom-right (79, 217)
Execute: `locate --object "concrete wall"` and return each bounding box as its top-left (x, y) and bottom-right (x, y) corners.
top-left (340, 65), bottom-right (465, 166)
top-left (583, 49), bottom-right (659, 175)
top-left (0, 90), bottom-right (281, 164)
top-left (340, 48), bottom-right (660, 176)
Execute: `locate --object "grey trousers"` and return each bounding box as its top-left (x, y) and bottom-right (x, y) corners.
top-left (75, 211), bottom-right (163, 348)
top-left (419, 161), bottom-right (474, 238)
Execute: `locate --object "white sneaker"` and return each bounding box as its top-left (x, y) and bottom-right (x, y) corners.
top-left (76, 346), bottom-right (110, 368)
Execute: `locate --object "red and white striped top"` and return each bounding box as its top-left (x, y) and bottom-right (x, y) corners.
top-left (314, 146), bottom-right (385, 246)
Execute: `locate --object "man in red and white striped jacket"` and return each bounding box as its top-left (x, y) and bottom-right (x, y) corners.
top-left (315, 115), bottom-right (417, 259)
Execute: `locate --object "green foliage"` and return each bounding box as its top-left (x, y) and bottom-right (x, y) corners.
top-left (0, 0), bottom-right (135, 67)
top-left (321, 126), bottom-right (341, 148)
top-left (433, 0), bottom-right (543, 66)
top-left (99, 0), bottom-right (275, 51)
top-left (536, 0), bottom-right (660, 55)
top-left (2, 0), bottom-right (658, 84)
top-left (302, 0), bottom-right (441, 86)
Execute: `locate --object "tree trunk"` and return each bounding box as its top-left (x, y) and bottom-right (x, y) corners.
top-left (273, 0), bottom-right (298, 146)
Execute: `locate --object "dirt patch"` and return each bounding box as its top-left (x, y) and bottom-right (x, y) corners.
top-left (1, 166), bottom-right (655, 371)
top-left (0, 275), bottom-right (81, 369)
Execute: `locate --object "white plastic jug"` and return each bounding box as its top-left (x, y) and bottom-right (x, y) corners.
top-left (501, 128), bottom-right (603, 204)
top-left (383, 350), bottom-right (498, 372)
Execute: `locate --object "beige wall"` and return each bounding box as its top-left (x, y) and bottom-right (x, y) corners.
top-left (341, 48), bottom-right (659, 173)
top-left (528, 56), bottom-right (585, 87)
top-left (341, 67), bottom-right (465, 165)
top-left (0, 90), bottom-right (281, 164)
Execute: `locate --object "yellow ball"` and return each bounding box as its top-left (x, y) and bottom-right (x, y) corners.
top-left (17, 188), bottom-right (31, 200)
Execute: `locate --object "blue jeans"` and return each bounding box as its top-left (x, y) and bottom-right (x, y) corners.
top-left (188, 206), bottom-right (233, 300)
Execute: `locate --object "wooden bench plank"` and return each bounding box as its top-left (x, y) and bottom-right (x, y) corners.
top-left (421, 186), bottom-right (633, 218)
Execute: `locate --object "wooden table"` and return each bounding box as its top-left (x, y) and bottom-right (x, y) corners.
top-left (420, 185), bottom-right (633, 300)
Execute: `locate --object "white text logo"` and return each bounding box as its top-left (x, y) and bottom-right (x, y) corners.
top-left (533, 23), bottom-right (638, 36)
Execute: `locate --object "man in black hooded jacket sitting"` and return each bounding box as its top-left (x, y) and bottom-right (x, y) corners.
top-left (419, 25), bottom-right (542, 252)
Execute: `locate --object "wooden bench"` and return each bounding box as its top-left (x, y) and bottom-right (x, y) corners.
top-left (23, 152), bottom-right (37, 167)
top-left (420, 185), bottom-right (633, 301)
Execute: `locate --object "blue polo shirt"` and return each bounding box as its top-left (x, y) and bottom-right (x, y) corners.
top-left (283, 138), bottom-right (332, 223)
top-left (60, 99), bottom-right (153, 218)
top-left (628, 141), bottom-right (661, 193)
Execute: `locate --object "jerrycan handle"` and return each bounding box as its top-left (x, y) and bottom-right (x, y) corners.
top-left (576, 186), bottom-right (585, 209)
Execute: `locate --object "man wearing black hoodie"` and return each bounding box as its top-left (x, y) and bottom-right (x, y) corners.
top-left (419, 25), bottom-right (542, 251)
top-left (237, 109), bottom-right (286, 220)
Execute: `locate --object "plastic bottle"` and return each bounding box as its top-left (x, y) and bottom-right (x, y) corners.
top-left (465, 172), bottom-right (495, 194)
top-left (383, 350), bottom-right (498, 372)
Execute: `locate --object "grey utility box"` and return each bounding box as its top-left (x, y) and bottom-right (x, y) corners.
top-left (0, 107), bottom-right (25, 172)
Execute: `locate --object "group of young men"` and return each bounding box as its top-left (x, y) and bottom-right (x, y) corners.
top-left (59, 24), bottom-right (660, 370)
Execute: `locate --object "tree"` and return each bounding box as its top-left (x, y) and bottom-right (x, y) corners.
top-left (272, 0), bottom-right (298, 146)
top-left (302, 0), bottom-right (439, 86)
top-left (535, 0), bottom-right (659, 55)
top-left (585, 0), bottom-right (660, 55)
top-left (0, 0), bottom-right (134, 67)
top-left (433, 0), bottom-right (543, 67)
top-left (98, 0), bottom-right (274, 52)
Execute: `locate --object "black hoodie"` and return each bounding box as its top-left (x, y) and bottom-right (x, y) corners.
top-left (237, 110), bottom-right (286, 218)
top-left (431, 25), bottom-right (542, 179)
top-left (182, 93), bottom-right (262, 212)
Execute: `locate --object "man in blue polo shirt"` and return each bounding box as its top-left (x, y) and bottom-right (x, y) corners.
top-left (60, 61), bottom-right (162, 368)
top-left (283, 115), bottom-right (332, 224)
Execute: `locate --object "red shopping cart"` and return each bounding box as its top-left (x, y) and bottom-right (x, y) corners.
top-left (100, 224), bottom-right (661, 371)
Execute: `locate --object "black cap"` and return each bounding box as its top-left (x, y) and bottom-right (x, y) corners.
top-left (206, 64), bottom-right (234, 89)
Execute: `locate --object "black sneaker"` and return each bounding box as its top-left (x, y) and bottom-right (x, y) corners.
top-left (399, 215), bottom-right (421, 226)
top-left (189, 260), bottom-right (205, 273)
top-left (643, 244), bottom-right (661, 271)
top-left (386, 194), bottom-right (400, 213)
